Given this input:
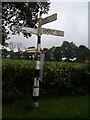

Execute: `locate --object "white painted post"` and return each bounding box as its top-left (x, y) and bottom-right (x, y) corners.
top-left (32, 11), bottom-right (42, 108)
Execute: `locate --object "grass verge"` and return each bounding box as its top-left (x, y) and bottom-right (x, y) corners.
top-left (3, 95), bottom-right (88, 119)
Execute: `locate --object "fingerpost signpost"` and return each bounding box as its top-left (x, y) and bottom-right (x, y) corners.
top-left (12, 12), bottom-right (64, 108)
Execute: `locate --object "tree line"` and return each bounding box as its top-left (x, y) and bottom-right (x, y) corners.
top-left (43, 41), bottom-right (90, 63)
top-left (2, 41), bottom-right (90, 63)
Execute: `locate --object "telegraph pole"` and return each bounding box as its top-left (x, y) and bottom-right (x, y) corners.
top-left (32, 11), bottom-right (42, 108)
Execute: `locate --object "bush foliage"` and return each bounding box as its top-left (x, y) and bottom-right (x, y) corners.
top-left (2, 59), bottom-right (89, 104)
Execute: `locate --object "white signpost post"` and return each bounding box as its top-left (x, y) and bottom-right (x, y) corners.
top-left (12, 12), bottom-right (64, 108)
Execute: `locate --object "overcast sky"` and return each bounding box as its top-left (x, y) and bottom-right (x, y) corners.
top-left (6, 0), bottom-right (89, 50)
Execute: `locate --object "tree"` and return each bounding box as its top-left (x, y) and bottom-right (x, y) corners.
top-left (43, 48), bottom-right (48, 53)
top-left (16, 42), bottom-right (22, 52)
top-left (76, 45), bottom-right (90, 62)
top-left (44, 46), bottom-right (55, 61)
top-left (53, 47), bottom-right (62, 61)
top-left (2, 2), bottom-right (50, 46)
top-left (9, 42), bottom-right (16, 52)
top-left (61, 41), bottom-right (77, 61)
top-left (2, 48), bottom-right (8, 58)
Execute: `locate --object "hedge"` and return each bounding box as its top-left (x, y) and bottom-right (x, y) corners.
top-left (42, 62), bottom-right (89, 96)
top-left (2, 59), bottom-right (89, 104)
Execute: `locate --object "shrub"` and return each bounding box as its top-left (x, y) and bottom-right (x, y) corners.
top-left (2, 59), bottom-right (35, 104)
top-left (2, 59), bottom-right (89, 104)
top-left (42, 62), bottom-right (88, 96)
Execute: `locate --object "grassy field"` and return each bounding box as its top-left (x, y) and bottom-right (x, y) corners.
top-left (3, 95), bottom-right (88, 119)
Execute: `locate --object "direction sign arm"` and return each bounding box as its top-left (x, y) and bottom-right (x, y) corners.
top-left (41, 28), bottom-right (64, 37)
top-left (41, 13), bottom-right (57, 26)
top-left (12, 26), bottom-right (38, 35)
